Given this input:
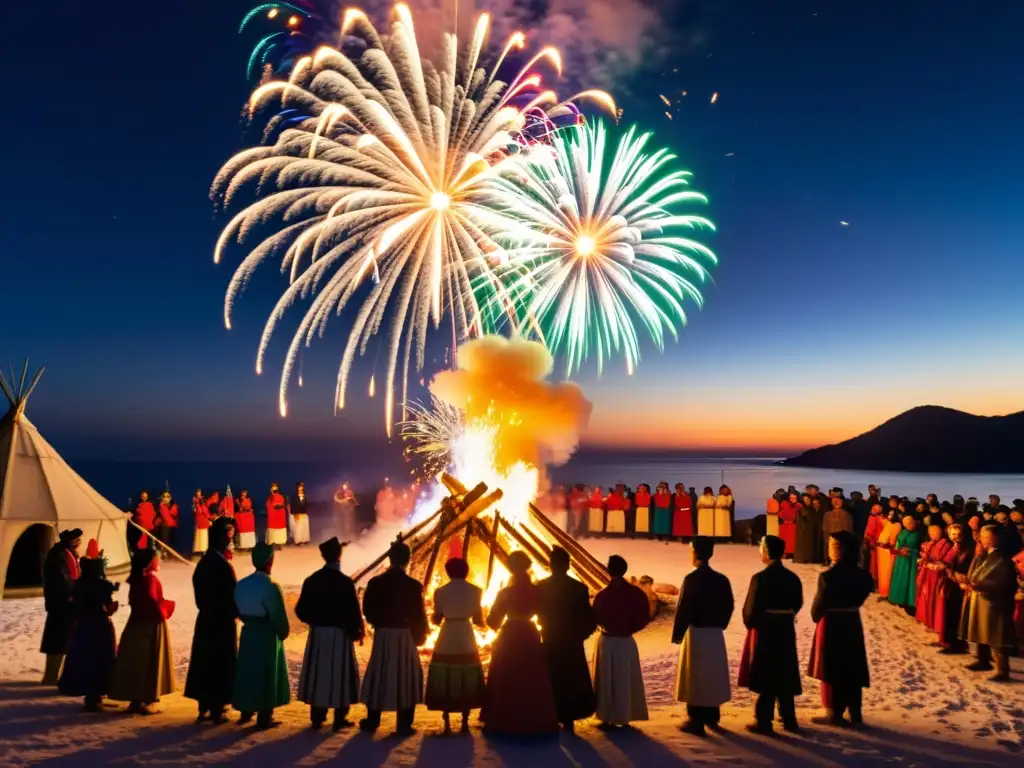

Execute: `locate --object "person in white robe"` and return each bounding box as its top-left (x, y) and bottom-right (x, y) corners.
top-left (288, 482), bottom-right (311, 545)
top-left (671, 536), bottom-right (734, 737)
top-left (696, 488), bottom-right (717, 538)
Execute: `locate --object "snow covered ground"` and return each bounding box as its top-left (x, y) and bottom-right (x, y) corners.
top-left (1, 536), bottom-right (1022, 766)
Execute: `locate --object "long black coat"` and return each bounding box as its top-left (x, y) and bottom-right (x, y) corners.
top-left (742, 561), bottom-right (803, 695)
top-left (809, 562), bottom-right (873, 689)
top-left (794, 505), bottom-right (822, 564)
top-left (671, 564), bottom-right (734, 642)
top-left (295, 566), bottom-right (364, 636)
top-left (537, 573), bottom-right (597, 722)
top-left (184, 550), bottom-right (238, 707)
top-left (40, 542), bottom-right (78, 654)
top-left (363, 567), bottom-right (428, 644)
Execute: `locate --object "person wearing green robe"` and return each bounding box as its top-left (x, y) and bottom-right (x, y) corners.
top-left (888, 516), bottom-right (923, 613)
top-left (233, 542), bottom-right (290, 728)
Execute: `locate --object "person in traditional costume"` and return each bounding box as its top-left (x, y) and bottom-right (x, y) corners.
top-left (862, 503), bottom-right (886, 584)
top-left (59, 539), bottom-right (119, 711)
top-left (672, 483), bottom-right (695, 541)
top-left (537, 547), bottom-right (597, 733)
top-left (108, 549), bottom-right (176, 713)
top-left (794, 495), bottom-right (820, 564)
top-left (425, 557), bottom-right (485, 735)
top-left (235, 490), bottom-right (257, 551)
top-left (289, 481), bottom-right (312, 545)
top-left (652, 482), bottom-right (673, 540)
top-left (876, 509), bottom-right (903, 599)
top-left (360, 542), bottom-right (428, 734)
top-left (915, 523), bottom-right (951, 630)
top-left (959, 525), bottom-right (1016, 682)
top-left (591, 555), bottom-right (650, 729)
top-left (738, 535), bottom-right (803, 734)
top-left (672, 536), bottom-right (734, 737)
top-left (808, 531), bottom-right (873, 727)
top-left (888, 515), bottom-right (923, 613)
top-left (233, 542), bottom-right (291, 728)
top-left (482, 551), bottom-right (559, 736)
top-left (938, 522), bottom-right (974, 654)
top-left (822, 496), bottom-right (854, 559)
top-left (40, 528), bottom-right (82, 685)
top-left (603, 484), bottom-right (630, 536)
top-left (777, 492), bottom-right (800, 559)
top-left (714, 486), bottom-right (734, 541)
top-left (333, 483), bottom-right (359, 539)
top-left (156, 491), bottom-right (179, 558)
top-left (264, 483), bottom-right (288, 548)
top-left (184, 517), bottom-right (238, 725)
top-left (192, 488), bottom-right (212, 557)
top-left (1013, 542), bottom-right (1024, 652)
top-left (695, 488), bottom-right (716, 539)
top-left (220, 486), bottom-right (235, 521)
top-left (586, 486), bottom-right (605, 537)
top-left (765, 490), bottom-right (783, 538)
top-left (134, 491), bottom-right (157, 552)
top-left (206, 489), bottom-right (222, 520)
top-left (633, 484), bottom-right (652, 537)
top-left (296, 536), bottom-right (364, 731)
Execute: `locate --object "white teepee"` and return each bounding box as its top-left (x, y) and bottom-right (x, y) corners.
top-left (0, 362), bottom-right (130, 597)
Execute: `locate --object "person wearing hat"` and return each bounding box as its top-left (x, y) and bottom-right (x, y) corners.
top-left (108, 548), bottom-right (176, 713)
top-left (289, 481), bottom-right (311, 546)
top-left (184, 517), bottom-right (239, 725)
top-left (959, 525), bottom-right (1016, 682)
top-left (264, 483), bottom-right (288, 549)
top-left (360, 541), bottom-right (429, 734)
top-left (235, 490), bottom-right (257, 551)
top-left (296, 537), bottom-right (364, 731)
top-left (738, 535), bottom-right (803, 734)
top-left (672, 536), bottom-right (734, 737)
top-left (808, 531), bottom-right (873, 727)
top-left (425, 557), bottom-right (486, 735)
top-left (537, 547), bottom-right (598, 734)
top-left (156, 490), bottom-right (179, 558)
top-left (58, 539), bottom-right (119, 711)
top-left (233, 542), bottom-right (290, 727)
top-left (40, 528), bottom-right (83, 685)
top-left (591, 554), bottom-right (650, 729)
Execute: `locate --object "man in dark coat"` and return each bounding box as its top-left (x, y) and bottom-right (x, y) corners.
top-left (360, 542), bottom-right (429, 735)
top-left (537, 547), bottom-right (598, 733)
top-left (184, 517), bottom-right (238, 724)
top-left (672, 536), bottom-right (734, 737)
top-left (808, 531), bottom-right (874, 727)
top-left (296, 536), bottom-right (365, 730)
top-left (41, 528), bottom-right (82, 685)
top-left (740, 535), bottom-right (803, 734)
top-left (960, 525), bottom-right (1017, 682)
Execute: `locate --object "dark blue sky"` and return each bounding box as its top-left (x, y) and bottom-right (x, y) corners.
top-left (3, 0), bottom-right (1022, 460)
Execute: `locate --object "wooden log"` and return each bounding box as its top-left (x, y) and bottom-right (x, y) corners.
top-left (351, 506), bottom-right (444, 583)
top-left (485, 511), bottom-right (502, 587)
top-left (529, 503), bottom-right (609, 585)
top-left (423, 501), bottom-right (456, 589)
top-left (498, 517), bottom-right (551, 572)
top-left (472, 518), bottom-right (512, 578)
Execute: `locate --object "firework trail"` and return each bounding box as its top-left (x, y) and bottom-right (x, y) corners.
top-left (213, 4), bottom-right (615, 434)
top-left (480, 120), bottom-right (717, 377)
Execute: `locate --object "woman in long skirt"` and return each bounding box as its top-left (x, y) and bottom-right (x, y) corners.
top-left (652, 482), bottom-right (673, 540)
top-left (888, 516), bottom-right (922, 613)
top-left (481, 552), bottom-right (558, 736)
top-left (876, 511), bottom-right (903, 599)
top-left (425, 558), bottom-right (486, 734)
top-left (59, 541), bottom-right (119, 711)
top-left (108, 549), bottom-right (176, 713)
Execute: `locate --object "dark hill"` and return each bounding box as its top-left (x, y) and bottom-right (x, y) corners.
top-left (783, 406), bottom-right (1024, 473)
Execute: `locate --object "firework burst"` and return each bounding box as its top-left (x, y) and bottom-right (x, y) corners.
top-left (213, 4), bottom-right (615, 434)
top-left (479, 120), bottom-right (717, 376)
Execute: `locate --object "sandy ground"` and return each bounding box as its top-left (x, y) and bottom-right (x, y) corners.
top-left (1, 535), bottom-right (1022, 766)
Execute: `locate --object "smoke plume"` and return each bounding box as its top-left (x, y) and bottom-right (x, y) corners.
top-left (430, 336), bottom-right (592, 473)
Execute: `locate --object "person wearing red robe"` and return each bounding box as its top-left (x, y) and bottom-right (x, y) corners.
top-left (937, 522), bottom-right (973, 653)
top-left (235, 490), bottom-right (257, 551)
top-left (777, 492), bottom-right (801, 558)
top-left (156, 492), bottom-right (180, 559)
top-left (605, 484), bottom-right (631, 535)
top-left (633, 484), bottom-right (652, 537)
top-left (192, 489), bottom-right (213, 557)
top-left (1012, 547), bottom-right (1024, 653)
top-left (586, 487), bottom-right (605, 537)
top-left (672, 483), bottom-right (695, 540)
top-left (915, 524), bottom-right (952, 631)
top-left (862, 504), bottom-right (886, 585)
top-left (220, 487), bottom-right (236, 520)
top-left (134, 491), bottom-right (157, 552)
top-left (265, 483), bottom-right (288, 548)
top-left (481, 551), bottom-right (558, 735)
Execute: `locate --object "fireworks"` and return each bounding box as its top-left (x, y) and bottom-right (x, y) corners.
top-left (239, 2), bottom-right (329, 80)
top-left (213, 4), bottom-right (615, 434)
top-left (479, 121), bottom-right (717, 377)
top-left (399, 395), bottom-right (464, 478)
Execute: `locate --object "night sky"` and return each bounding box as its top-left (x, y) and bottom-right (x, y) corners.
top-left (3, 0), bottom-right (1023, 461)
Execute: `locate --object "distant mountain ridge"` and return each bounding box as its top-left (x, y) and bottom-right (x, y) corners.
top-left (783, 405), bottom-right (1024, 473)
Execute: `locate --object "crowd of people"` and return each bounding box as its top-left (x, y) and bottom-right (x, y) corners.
top-left (35, 479), bottom-right (1023, 741)
top-left (545, 483), bottom-right (737, 541)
